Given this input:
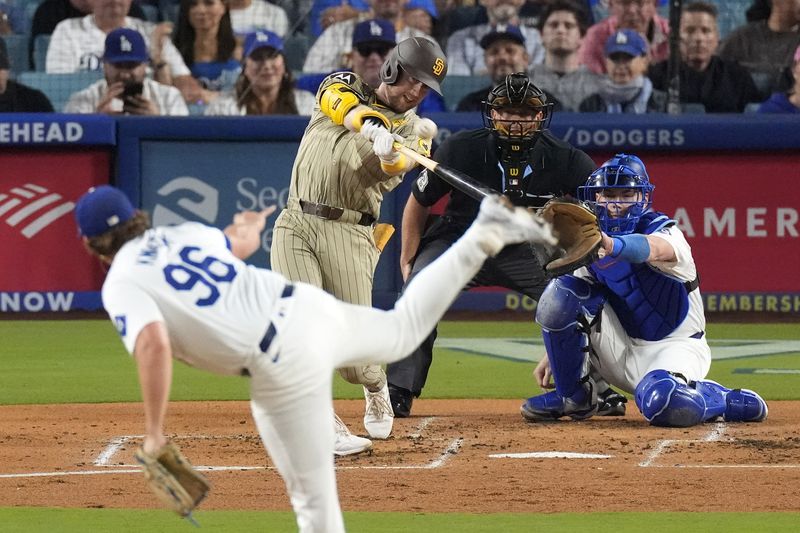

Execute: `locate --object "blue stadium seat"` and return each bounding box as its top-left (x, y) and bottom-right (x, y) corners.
top-left (33, 33), bottom-right (50, 72)
top-left (441, 75), bottom-right (491, 111)
top-left (716, 0), bottom-right (750, 39)
top-left (3, 34), bottom-right (29, 76)
top-left (17, 71), bottom-right (104, 112)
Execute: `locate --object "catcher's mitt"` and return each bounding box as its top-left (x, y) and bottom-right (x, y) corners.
top-left (134, 441), bottom-right (210, 519)
top-left (538, 198), bottom-right (602, 276)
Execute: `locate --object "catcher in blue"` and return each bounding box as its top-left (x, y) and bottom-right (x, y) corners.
top-left (521, 154), bottom-right (769, 427)
top-left (74, 185), bottom-right (555, 532)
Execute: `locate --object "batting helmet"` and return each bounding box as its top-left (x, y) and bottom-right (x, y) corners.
top-left (578, 153), bottom-right (655, 235)
top-left (379, 37), bottom-right (447, 95)
top-left (481, 72), bottom-right (553, 141)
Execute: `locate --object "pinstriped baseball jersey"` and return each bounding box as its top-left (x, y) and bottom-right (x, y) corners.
top-left (272, 71), bottom-right (429, 389)
top-left (288, 71), bottom-right (430, 220)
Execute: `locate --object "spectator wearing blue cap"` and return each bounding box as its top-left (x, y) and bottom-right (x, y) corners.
top-left (457, 24), bottom-right (560, 111)
top-left (303, 0), bottom-right (438, 74)
top-left (404, 0), bottom-right (436, 37)
top-left (205, 30), bottom-right (315, 115)
top-left (579, 0), bottom-right (670, 75)
top-left (445, 0), bottom-right (544, 76)
top-left (45, 0), bottom-right (192, 96)
top-left (65, 28), bottom-right (189, 115)
top-left (579, 28), bottom-right (664, 113)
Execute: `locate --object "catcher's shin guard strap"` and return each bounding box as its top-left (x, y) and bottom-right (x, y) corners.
top-left (610, 234), bottom-right (650, 263)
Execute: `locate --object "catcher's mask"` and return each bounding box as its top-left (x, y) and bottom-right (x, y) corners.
top-left (578, 153), bottom-right (654, 235)
top-left (482, 72), bottom-right (553, 141)
top-left (379, 37), bottom-right (447, 95)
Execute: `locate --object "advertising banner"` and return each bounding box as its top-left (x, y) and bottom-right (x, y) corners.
top-left (0, 149), bottom-right (110, 312)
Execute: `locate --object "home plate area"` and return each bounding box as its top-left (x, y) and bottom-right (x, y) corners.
top-left (1, 400), bottom-right (799, 513)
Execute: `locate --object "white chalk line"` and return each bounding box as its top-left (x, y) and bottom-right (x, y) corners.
top-left (640, 422), bottom-right (729, 468)
top-left (1, 423), bottom-right (464, 479)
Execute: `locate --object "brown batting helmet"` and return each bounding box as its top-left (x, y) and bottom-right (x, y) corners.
top-left (379, 37), bottom-right (447, 95)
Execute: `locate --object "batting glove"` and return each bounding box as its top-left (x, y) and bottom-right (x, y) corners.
top-left (360, 122), bottom-right (402, 162)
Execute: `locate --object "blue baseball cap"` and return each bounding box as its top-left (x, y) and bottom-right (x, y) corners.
top-left (75, 185), bottom-right (136, 237)
top-left (479, 24), bottom-right (525, 50)
top-left (243, 30), bottom-right (284, 58)
top-left (406, 0), bottom-right (437, 18)
top-left (352, 19), bottom-right (396, 47)
top-left (604, 29), bottom-right (648, 57)
top-left (103, 28), bottom-right (149, 64)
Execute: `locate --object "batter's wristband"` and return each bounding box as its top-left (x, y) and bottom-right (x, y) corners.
top-left (610, 234), bottom-right (650, 263)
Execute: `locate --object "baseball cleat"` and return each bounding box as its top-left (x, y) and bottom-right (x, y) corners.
top-left (471, 195), bottom-right (557, 256)
top-left (363, 383), bottom-right (394, 439)
top-left (334, 414), bottom-right (373, 456)
top-left (596, 388), bottom-right (627, 416)
top-left (521, 382), bottom-right (598, 422)
top-left (388, 384), bottom-right (414, 418)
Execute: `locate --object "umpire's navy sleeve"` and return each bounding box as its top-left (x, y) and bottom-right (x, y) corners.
top-left (411, 136), bottom-right (456, 207)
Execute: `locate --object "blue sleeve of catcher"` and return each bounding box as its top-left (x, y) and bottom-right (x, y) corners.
top-left (610, 234), bottom-right (650, 263)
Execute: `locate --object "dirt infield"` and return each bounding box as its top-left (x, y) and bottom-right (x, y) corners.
top-left (1, 400), bottom-right (799, 514)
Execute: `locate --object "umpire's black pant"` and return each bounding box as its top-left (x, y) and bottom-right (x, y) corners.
top-left (387, 218), bottom-right (551, 396)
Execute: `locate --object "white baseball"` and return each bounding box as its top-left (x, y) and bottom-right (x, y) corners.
top-left (414, 118), bottom-right (438, 139)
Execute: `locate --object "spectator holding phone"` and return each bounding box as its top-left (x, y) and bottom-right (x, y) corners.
top-left (65, 28), bottom-right (189, 115)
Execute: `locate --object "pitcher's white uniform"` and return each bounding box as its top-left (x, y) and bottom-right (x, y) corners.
top-left (100, 215), bottom-right (513, 532)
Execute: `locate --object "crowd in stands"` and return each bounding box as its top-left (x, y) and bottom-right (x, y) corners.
top-left (1, 0), bottom-right (799, 115)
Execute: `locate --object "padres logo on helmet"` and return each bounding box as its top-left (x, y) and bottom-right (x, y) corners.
top-left (380, 37), bottom-right (448, 95)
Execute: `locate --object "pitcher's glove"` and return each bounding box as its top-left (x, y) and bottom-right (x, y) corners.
top-left (538, 198), bottom-right (602, 276)
top-left (134, 441), bottom-right (210, 518)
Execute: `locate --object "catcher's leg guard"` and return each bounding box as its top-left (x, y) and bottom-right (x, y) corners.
top-left (536, 276), bottom-right (604, 400)
top-left (693, 380), bottom-right (768, 422)
top-left (635, 369), bottom-right (719, 427)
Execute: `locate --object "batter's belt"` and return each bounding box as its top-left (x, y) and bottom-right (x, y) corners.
top-left (291, 198), bottom-right (375, 226)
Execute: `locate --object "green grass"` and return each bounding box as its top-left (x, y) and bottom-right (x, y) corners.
top-left (1, 320), bottom-right (798, 404)
top-left (1, 508), bottom-right (799, 533)
top-left (1, 320), bottom-right (798, 531)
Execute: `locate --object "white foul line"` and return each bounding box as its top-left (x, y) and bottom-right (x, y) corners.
top-left (489, 452), bottom-right (612, 459)
top-left (0, 429), bottom-right (464, 479)
top-left (94, 435), bottom-right (139, 466)
top-left (639, 422), bottom-right (728, 468)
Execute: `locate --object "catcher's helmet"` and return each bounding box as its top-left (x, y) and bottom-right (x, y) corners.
top-left (482, 72), bottom-right (553, 140)
top-left (578, 153), bottom-right (655, 235)
top-left (379, 37), bottom-right (447, 95)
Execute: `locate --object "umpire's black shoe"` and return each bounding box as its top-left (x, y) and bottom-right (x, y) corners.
top-left (597, 388), bottom-right (627, 416)
top-left (388, 384), bottom-right (413, 418)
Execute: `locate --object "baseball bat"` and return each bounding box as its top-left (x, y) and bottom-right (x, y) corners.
top-left (393, 143), bottom-right (497, 201)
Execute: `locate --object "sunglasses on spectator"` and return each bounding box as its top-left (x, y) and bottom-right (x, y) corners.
top-left (355, 44), bottom-right (394, 57)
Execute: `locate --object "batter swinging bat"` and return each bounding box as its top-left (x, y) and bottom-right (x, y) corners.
top-left (392, 143), bottom-right (497, 201)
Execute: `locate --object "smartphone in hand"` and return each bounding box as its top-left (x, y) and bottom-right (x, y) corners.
top-left (122, 81), bottom-right (144, 98)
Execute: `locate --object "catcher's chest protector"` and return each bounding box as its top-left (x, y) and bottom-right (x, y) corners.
top-left (589, 212), bottom-right (689, 341)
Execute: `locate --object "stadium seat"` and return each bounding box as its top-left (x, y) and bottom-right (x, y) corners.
top-left (3, 34), bottom-right (29, 76)
top-left (283, 33), bottom-right (311, 73)
top-left (17, 71), bottom-right (104, 112)
top-left (441, 75), bottom-right (491, 111)
top-left (33, 34), bottom-right (50, 72)
top-left (744, 102), bottom-right (762, 113)
top-left (716, 0), bottom-right (750, 39)
top-left (140, 3), bottom-right (159, 23)
top-left (681, 102), bottom-right (706, 114)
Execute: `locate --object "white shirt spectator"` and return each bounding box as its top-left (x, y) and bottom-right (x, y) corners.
top-left (204, 89), bottom-right (315, 115)
top-left (303, 18), bottom-right (434, 73)
top-left (64, 78), bottom-right (189, 115)
top-left (229, 0), bottom-right (289, 37)
top-left (447, 24), bottom-right (544, 76)
top-left (46, 15), bottom-right (190, 76)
